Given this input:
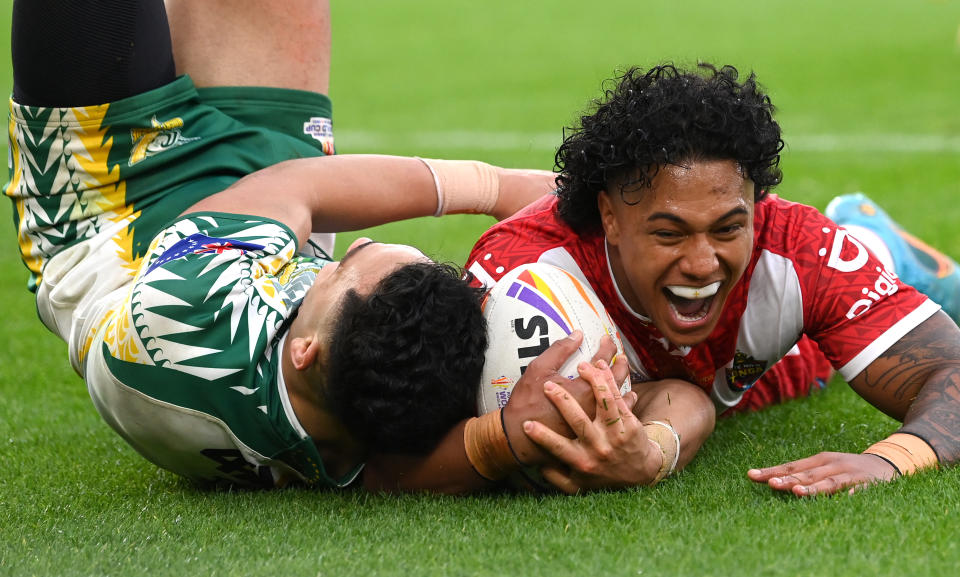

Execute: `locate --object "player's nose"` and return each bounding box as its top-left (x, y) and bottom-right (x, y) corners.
top-left (678, 235), bottom-right (719, 278)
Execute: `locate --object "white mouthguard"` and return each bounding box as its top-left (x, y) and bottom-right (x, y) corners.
top-left (665, 281), bottom-right (721, 300)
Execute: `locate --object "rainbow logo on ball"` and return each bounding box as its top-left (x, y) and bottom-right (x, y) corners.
top-left (505, 268), bottom-right (601, 336)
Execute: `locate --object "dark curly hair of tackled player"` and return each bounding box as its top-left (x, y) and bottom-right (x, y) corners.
top-left (324, 261), bottom-right (487, 454)
top-left (555, 62), bottom-right (784, 235)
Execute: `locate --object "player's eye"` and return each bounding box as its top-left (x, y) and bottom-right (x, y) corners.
top-left (714, 223), bottom-right (743, 236)
top-left (653, 229), bottom-right (683, 240)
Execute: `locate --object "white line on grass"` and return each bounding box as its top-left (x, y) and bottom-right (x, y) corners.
top-left (336, 130), bottom-right (960, 154)
top-left (787, 134), bottom-right (960, 153)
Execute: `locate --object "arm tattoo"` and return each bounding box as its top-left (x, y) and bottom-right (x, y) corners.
top-left (859, 311), bottom-right (960, 465)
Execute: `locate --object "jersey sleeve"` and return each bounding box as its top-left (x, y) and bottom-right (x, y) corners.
top-left (466, 194), bottom-right (575, 288)
top-left (762, 199), bottom-right (938, 381)
top-left (84, 212), bottom-right (347, 488)
top-left (80, 212), bottom-right (298, 368)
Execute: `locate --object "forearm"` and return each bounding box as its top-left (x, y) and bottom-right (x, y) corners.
top-left (184, 155), bottom-right (439, 242)
top-left (183, 154), bottom-right (550, 246)
top-left (895, 365), bottom-right (960, 465)
top-left (747, 314), bottom-right (960, 497)
top-left (361, 420), bottom-right (498, 494)
top-left (850, 311), bottom-right (960, 467)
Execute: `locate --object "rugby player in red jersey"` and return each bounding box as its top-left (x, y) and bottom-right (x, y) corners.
top-left (463, 64), bottom-right (960, 496)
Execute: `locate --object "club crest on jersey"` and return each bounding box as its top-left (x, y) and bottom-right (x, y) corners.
top-left (725, 351), bottom-right (767, 391)
top-left (147, 233), bottom-right (266, 274)
top-left (129, 116), bottom-right (200, 166)
top-left (275, 258), bottom-right (327, 307)
top-left (303, 117), bottom-right (335, 155)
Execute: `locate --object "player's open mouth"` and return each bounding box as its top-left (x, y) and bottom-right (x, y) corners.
top-left (663, 282), bottom-right (721, 323)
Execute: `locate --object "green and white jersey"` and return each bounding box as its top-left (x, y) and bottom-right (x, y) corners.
top-left (84, 212), bottom-right (358, 488)
top-left (3, 76), bottom-right (336, 364)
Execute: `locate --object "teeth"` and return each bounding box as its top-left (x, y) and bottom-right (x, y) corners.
top-left (666, 282), bottom-right (721, 300)
top-left (669, 301), bottom-right (710, 322)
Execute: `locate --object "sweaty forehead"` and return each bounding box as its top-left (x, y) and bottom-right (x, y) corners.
top-left (658, 160), bottom-right (746, 190)
top-left (377, 243), bottom-right (430, 265)
top-left (341, 241), bottom-right (429, 274)
top-left (610, 170), bottom-right (755, 233)
top-left (338, 240), bottom-right (375, 267)
top-left (617, 159), bottom-right (748, 205)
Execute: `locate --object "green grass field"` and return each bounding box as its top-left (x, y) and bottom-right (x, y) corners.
top-left (3, 1), bottom-right (960, 575)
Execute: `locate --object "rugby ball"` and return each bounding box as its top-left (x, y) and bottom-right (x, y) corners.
top-left (477, 262), bottom-right (630, 415)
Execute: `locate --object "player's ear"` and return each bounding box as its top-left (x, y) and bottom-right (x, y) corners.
top-left (289, 335), bottom-right (321, 370)
top-left (597, 190), bottom-right (621, 244)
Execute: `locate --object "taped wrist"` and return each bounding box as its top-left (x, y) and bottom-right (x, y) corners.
top-left (416, 157), bottom-right (500, 217)
top-left (863, 432), bottom-right (939, 477)
top-left (644, 420), bottom-right (680, 485)
top-left (463, 409), bottom-right (517, 481)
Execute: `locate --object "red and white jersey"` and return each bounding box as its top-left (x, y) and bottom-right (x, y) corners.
top-left (466, 194), bottom-right (939, 410)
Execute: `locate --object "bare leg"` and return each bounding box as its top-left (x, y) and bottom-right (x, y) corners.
top-left (165, 0), bottom-right (335, 255)
top-left (164, 0), bottom-right (331, 93)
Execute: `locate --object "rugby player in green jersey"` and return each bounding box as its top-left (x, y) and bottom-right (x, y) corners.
top-left (5, 0), bottom-right (565, 488)
top-left (6, 0), bottom-right (705, 494)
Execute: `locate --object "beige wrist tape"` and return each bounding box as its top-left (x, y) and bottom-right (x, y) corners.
top-left (416, 157), bottom-right (500, 217)
top-left (644, 420), bottom-right (680, 485)
top-left (864, 432), bottom-right (939, 476)
top-left (463, 409), bottom-right (516, 482)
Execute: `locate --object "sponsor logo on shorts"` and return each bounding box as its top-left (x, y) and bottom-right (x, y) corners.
top-left (129, 116), bottom-right (200, 166)
top-left (304, 117), bottom-right (335, 155)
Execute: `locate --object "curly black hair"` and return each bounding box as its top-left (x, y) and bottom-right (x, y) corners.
top-left (323, 262), bottom-right (487, 455)
top-left (555, 62), bottom-right (784, 235)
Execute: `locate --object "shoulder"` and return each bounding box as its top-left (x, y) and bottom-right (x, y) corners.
top-left (481, 194), bottom-right (567, 239)
top-left (101, 212), bottom-right (311, 372)
top-left (754, 195), bottom-right (834, 251)
top-left (466, 195), bottom-right (603, 287)
top-left (142, 212), bottom-right (298, 280)
top-left (750, 197), bottom-right (934, 375)
top-left (750, 195), bottom-right (848, 287)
